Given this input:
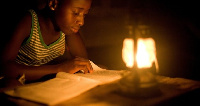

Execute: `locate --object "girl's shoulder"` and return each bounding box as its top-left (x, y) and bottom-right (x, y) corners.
top-left (16, 10), bottom-right (32, 26)
top-left (12, 10), bottom-right (32, 42)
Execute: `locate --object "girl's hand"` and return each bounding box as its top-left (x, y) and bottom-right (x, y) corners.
top-left (58, 56), bottom-right (93, 74)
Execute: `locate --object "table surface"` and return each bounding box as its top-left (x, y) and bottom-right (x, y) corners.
top-left (1, 75), bottom-right (200, 106)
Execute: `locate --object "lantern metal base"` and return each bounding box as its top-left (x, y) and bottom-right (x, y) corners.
top-left (117, 69), bottom-right (161, 98)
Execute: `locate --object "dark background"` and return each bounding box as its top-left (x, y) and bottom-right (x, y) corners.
top-left (1, 0), bottom-right (200, 80)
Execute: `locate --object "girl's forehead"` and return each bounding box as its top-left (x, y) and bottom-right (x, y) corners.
top-left (62, 0), bottom-right (92, 9)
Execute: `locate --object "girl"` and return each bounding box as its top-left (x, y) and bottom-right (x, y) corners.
top-left (1, 0), bottom-right (93, 84)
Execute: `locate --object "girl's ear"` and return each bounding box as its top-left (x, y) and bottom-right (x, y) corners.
top-left (48, 0), bottom-right (58, 11)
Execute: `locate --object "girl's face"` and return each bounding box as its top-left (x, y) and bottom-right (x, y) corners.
top-left (54, 0), bottom-right (92, 35)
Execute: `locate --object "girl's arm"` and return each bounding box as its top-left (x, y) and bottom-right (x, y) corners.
top-left (65, 32), bottom-right (88, 59)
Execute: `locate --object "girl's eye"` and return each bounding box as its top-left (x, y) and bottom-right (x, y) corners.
top-left (73, 12), bottom-right (79, 16)
top-left (72, 10), bottom-right (87, 17)
top-left (72, 10), bottom-right (80, 16)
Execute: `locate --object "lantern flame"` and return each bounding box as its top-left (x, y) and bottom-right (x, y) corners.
top-left (122, 38), bottom-right (159, 72)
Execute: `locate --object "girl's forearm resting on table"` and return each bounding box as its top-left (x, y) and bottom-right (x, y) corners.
top-left (3, 60), bottom-right (60, 81)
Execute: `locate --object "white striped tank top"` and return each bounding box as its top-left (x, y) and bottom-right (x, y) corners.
top-left (15, 9), bottom-right (65, 66)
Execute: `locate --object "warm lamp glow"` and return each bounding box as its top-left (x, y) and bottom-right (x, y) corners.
top-left (122, 38), bottom-right (159, 72)
top-left (122, 38), bottom-right (134, 68)
top-left (136, 38), bottom-right (156, 68)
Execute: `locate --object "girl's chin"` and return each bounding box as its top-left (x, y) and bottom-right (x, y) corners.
top-left (63, 29), bottom-right (77, 35)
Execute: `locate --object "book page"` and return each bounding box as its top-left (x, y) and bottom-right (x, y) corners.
top-left (75, 70), bottom-right (124, 84)
top-left (5, 73), bottom-right (100, 105)
top-left (89, 60), bottom-right (106, 71)
top-left (73, 60), bottom-right (124, 84)
top-left (57, 60), bottom-right (124, 85)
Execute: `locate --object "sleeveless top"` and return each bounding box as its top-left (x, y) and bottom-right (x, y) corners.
top-left (15, 9), bottom-right (66, 66)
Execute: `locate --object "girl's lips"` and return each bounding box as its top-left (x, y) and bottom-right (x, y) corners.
top-left (71, 28), bottom-right (79, 33)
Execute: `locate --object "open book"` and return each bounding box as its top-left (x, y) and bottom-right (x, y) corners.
top-left (4, 61), bottom-right (124, 105)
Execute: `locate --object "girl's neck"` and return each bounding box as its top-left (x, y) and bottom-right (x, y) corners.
top-left (38, 7), bottom-right (60, 32)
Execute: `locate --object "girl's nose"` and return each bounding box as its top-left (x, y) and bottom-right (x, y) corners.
top-left (76, 16), bottom-right (84, 26)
